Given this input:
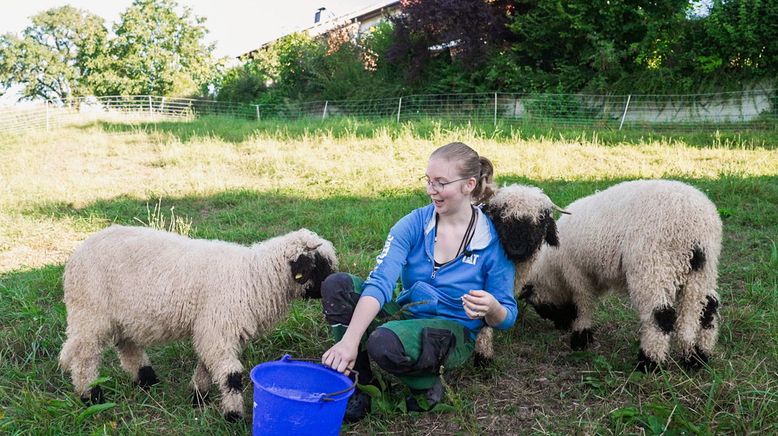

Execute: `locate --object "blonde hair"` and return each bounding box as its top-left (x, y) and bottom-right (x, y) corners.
top-left (430, 142), bottom-right (496, 204)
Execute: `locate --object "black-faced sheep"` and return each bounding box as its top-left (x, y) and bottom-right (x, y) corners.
top-left (474, 184), bottom-right (563, 364)
top-left (519, 180), bottom-right (722, 371)
top-left (59, 225), bottom-right (337, 421)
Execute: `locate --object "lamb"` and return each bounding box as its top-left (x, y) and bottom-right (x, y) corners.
top-left (58, 225), bottom-right (337, 421)
top-left (518, 179), bottom-right (722, 371)
top-left (474, 184), bottom-right (563, 365)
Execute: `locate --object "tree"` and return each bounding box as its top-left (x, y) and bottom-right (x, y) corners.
top-left (506, 0), bottom-right (690, 91)
top-left (387, 0), bottom-right (512, 83)
top-left (0, 6), bottom-right (108, 102)
top-left (92, 0), bottom-right (217, 96)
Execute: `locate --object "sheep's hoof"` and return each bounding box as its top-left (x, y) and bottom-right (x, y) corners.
top-left (223, 411), bottom-right (244, 422)
top-left (682, 346), bottom-right (709, 370)
top-left (136, 366), bottom-right (159, 389)
top-left (473, 353), bottom-right (493, 369)
top-left (570, 329), bottom-right (593, 351)
top-left (192, 390), bottom-right (210, 408)
top-left (636, 348), bottom-right (659, 373)
top-left (81, 386), bottom-right (105, 405)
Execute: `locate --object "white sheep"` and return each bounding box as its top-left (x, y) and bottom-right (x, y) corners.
top-left (519, 179), bottom-right (722, 371)
top-left (58, 225), bottom-right (337, 421)
top-left (474, 184), bottom-right (563, 365)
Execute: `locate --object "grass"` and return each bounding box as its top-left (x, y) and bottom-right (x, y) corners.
top-left (0, 116), bottom-right (776, 434)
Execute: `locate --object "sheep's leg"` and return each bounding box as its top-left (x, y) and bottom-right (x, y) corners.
top-left (630, 277), bottom-right (677, 373)
top-left (194, 333), bottom-right (244, 421)
top-left (473, 327), bottom-right (494, 367)
top-left (190, 360), bottom-right (212, 407)
top-left (677, 279), bottom-right (719, 370)
top-left (566, 271), bottom-right (596, 351)
top-left (60, 334), bottom-right (106, 404)
top-left (116, 339), bottom-right (157, 388)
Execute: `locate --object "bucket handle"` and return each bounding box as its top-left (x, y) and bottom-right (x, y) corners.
top-left (280, 355), bottom-right (359, 402)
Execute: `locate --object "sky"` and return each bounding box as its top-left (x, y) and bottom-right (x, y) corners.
top-left (0, 0), bottom-right (384, 58)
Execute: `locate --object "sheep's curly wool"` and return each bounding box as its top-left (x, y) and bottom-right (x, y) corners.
top-left (522, 180), bottom-right (722, 371)
top-left (59, 225), bottom-right (337, 420)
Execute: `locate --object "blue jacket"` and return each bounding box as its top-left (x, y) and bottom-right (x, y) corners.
top-left (361, 204), bottom-right (518, 338)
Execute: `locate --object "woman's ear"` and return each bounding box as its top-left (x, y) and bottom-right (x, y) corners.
top-left (463, 177), bottom-right (477, 194)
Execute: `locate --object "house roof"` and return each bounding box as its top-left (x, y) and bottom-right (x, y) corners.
top-left (239, 0), bottom-right (400, 59)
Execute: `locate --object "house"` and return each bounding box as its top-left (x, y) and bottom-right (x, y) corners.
top-left (239, 0), bottom-right (400, 60)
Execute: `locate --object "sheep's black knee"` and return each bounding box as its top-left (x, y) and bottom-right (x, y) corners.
top-left (682, 346), bottom-right (710, 370)
top-left (636, 348), bottom-right (659, 373)
top-left (653, 306), bottom-right (677, 334)
top-left (473, 352), bottom-right (492, 368)
top-left (226, 372), bottom-right (242, 394)
top-left (224, 411), bottom-right (243, 422)
top-left (700, 295), bottom-right (719, 329)
top-left (690, 245), bottom-right (706, 271)
top-left (532, 302), bottom-right (577, 331)
top-left (571, 329), bottom-right (593, 351)
top-left (137, 365), bottom-right (158, 388)
top-left (321, 273), bottom-right (360, 325)
top-left (82, 386), bottom-right (104, 405)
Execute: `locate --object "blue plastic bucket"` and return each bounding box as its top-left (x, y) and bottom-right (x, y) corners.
top-left (250, 355), bottom-right (355, 435)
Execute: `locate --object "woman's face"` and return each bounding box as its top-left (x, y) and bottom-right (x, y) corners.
top-left (425, 157), bottom-right (475, 215)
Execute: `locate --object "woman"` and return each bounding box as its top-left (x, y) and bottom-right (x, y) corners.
top-left (321, 142), bottom-right (517, 422)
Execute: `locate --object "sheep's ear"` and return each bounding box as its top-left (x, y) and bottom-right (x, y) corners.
top-left (544, 216), bottom-right (559, 247)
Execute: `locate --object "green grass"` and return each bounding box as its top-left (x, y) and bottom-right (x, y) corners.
top-left (0, 116), bottom-right (776, 434)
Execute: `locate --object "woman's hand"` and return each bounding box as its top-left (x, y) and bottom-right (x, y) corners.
top-left (322, 337), bottom-right (359, 375)
top-left (462, 290), bottom-right (497, 318)
top-left (463, 290), bottom-right (507, 326)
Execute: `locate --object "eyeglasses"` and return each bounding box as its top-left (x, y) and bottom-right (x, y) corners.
top-left (422, 176), bottom-right (471, 192)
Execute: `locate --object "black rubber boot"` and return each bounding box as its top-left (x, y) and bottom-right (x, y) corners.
top-left (405, 377), bottom-right (445, 412)
top-left (343, 350), bottom-right (374, 423)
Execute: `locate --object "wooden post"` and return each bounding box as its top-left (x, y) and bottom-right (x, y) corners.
top-left (322, 101), bottom-right (328, 120)
top-left (255, 105), bottom-right (260, 121)
top-left (397, 97), bottom-right (402, 123)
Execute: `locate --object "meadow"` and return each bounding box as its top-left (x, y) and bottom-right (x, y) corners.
top-left (0, 116), bottom-right (776, 434)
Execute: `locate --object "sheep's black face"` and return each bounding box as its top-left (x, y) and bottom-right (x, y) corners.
top-left (519, 284), bottom-right (576, 331)
top-left (290, 252), bottom-right (333, 299)
top-left (485, 206), bottom-right (558, 263)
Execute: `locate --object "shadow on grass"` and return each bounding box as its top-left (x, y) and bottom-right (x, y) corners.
top-left (2, 174), bottom-right (777, 434)
top-left (75, 116), bottom-right (778, 149)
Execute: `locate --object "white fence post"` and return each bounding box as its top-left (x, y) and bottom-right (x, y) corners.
top-left (160, 97), bottom-right (166, 115)
top-left (322, 101), bottom-right (328, 120)
top-left (148, 95), bottom-right (153, 118)
top-left (255, 105), bottom-right (260, 121)
top-left (397, 97), bottom-right (402, 123)
top-left (494, 92), bottom-right (498, 127)
top-left (619, 94), bottom-right (632, 131)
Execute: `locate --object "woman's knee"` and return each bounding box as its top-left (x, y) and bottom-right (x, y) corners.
top-left (321, 272), bottom-right (359, 324)
top-left (367, 328), bottom-right (413, 373)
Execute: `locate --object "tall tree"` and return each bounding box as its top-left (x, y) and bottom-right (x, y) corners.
top-left (387, 0), bottom-right (512, 82)
top-left (0, 6), bottom-right (108, 102)
top-left (93, 0), bottom-right (217, 96)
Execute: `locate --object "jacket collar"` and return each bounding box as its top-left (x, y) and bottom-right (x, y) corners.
top-left (424, 204), bottom-right (492, 250)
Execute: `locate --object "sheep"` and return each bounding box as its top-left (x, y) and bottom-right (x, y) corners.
top-left (474, 184), bottom-right (563, 365)
top-left (58, 225), bottom-right (337, 421)
top-left (518, 179), bottom-right (722, 372)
